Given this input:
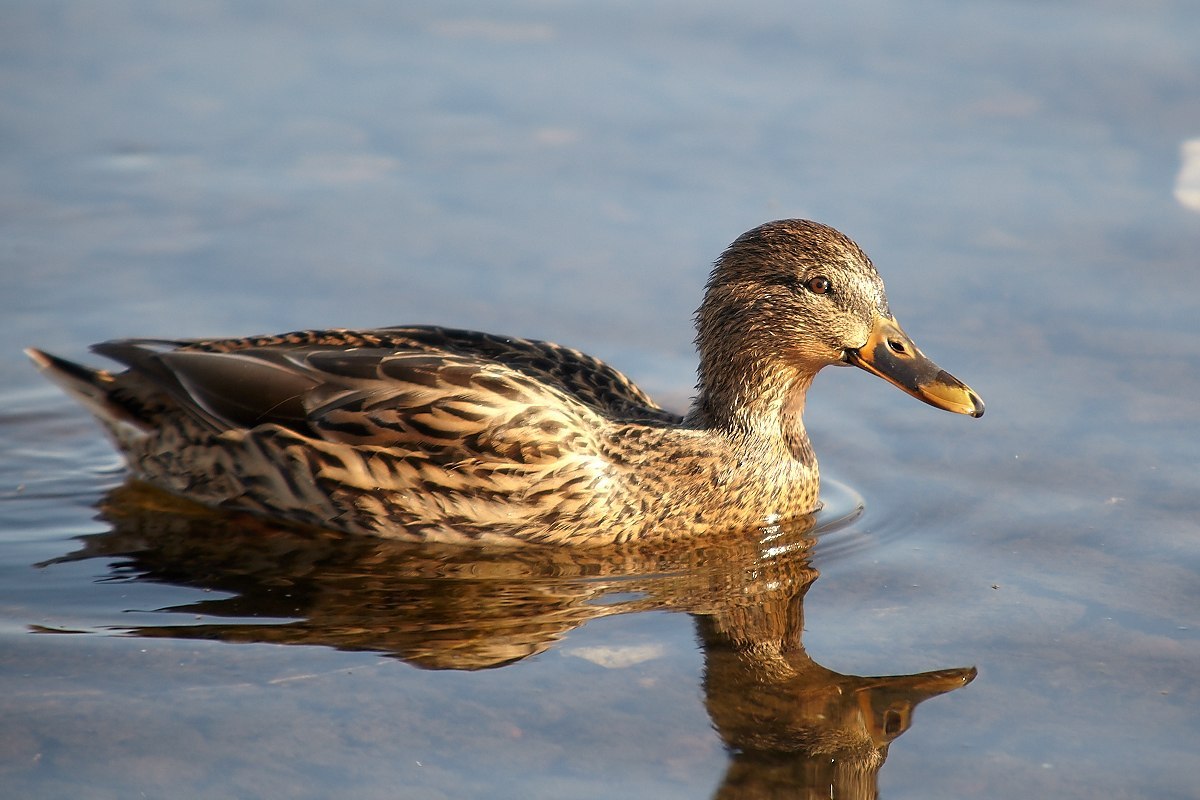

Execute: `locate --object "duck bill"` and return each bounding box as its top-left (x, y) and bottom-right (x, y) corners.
top-left (856, 665), bottom-right (978, 746)
top-left (843, 315), bottom-right (984, 418)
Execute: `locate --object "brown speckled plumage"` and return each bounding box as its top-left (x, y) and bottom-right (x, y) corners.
top-left (27, 220), bottom-right (983, 545)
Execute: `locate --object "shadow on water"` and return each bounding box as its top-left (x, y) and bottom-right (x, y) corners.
top-left (42, 482), bottom-right (975, 800)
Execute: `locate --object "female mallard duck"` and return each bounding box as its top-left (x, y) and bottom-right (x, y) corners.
top-left (28, 220), bottom-right (982, 545)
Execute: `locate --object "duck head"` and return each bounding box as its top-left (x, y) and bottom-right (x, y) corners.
top-left (694, 220), bottom-right (984, 427)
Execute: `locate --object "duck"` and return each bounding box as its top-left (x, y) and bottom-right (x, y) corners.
top-left (26, 220), bottom-right (983, 546)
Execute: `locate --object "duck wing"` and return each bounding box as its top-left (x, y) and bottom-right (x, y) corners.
top-left (89, 328), bottom-right (677, 465)
top-left (95, 325), bottom-right (678, 429)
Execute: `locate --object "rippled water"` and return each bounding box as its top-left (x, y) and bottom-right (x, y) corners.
top-left (3, 2), bottom-right (1199, 798)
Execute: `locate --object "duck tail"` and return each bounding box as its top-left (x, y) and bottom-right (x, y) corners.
top-left (26, 347), bottom-right (109, 397)
top-left (25, 347), bottom-right (142, 429)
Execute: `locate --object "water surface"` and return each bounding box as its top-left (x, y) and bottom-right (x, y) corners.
top-left (2, 2), bottom-right (1199, 798)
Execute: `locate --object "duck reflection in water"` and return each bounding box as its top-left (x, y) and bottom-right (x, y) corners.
top-left (43, 484), bottom-right (975, 799)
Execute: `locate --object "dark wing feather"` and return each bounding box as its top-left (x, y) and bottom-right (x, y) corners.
top-left (155, 350), bottom-right (322, 433)
top-left (94, 340), bottom-right (325, 434)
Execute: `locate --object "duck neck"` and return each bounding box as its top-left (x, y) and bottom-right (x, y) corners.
top-left (687, 359), bottom-right (816, 465)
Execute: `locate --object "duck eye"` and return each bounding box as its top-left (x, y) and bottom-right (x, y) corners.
top-left (805, 276), bottom-right (832, 295)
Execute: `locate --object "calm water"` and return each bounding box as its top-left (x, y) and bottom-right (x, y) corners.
top-left (2, 2), bottom-right (1199, 798)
